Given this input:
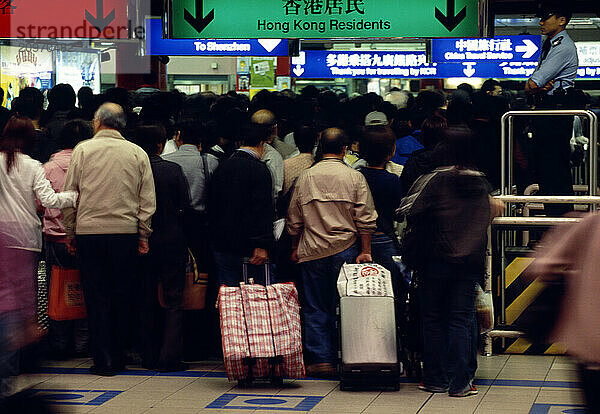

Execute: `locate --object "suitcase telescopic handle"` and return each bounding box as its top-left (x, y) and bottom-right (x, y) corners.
top-left (242, 258), bottom-right (271, 285)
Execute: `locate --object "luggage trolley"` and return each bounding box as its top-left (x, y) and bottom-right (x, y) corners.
top-left (237, 260), bottom-right (284, 387)
top-left (217, 259), bottom-right (305, 388)
top-left (486, 110), bottom-right (599, 353)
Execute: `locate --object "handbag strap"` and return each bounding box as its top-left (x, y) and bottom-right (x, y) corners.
top-left (187, 248), bottom-right (201, 284)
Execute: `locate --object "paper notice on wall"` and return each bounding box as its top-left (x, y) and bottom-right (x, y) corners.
top-left (250, 57), bottom-right (276, 88)
top-left (277, 76), bottom-right (291, 90)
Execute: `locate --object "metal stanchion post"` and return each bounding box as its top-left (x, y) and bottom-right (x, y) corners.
top-left (490, 110), bottom-right (599, 350)
top-left (500, 230), bottom-right (506, 348)
top-left (483, 226), bottom-right (493, 356)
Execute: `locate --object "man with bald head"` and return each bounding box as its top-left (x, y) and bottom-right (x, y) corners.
top-left (287, 128), bottom-right (377, 378)
top-left (62, 102), bottom-right (156, 376)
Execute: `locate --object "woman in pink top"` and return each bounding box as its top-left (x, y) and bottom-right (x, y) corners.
top-left (0, 115), bottom-right (78, 394)
top-left (42, 119), bottom-right (92, 359)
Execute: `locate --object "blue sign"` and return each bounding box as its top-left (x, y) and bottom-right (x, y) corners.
top-left (577, 66), bottom-right (600, 79)
top-left (436, 62), bottom-right (600, 79)
top-left (431, 35), bottom-right (542, 63)
top-left (435, 61), bottom-right (538, 79)
top-left (145, 19), bottom-right (289, 56)
top-left (291, 51), bottom-right (438, 79)
top-left (291, 50), bottom-right (600, 79)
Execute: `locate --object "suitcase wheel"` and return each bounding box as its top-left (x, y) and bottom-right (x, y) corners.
top-left (339, 381), bottom-right (350, 391)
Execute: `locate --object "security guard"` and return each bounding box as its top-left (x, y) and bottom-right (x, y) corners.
top-left (525, 3), bottom-right (578, 217)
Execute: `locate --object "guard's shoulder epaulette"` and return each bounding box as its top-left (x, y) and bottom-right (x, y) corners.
top-left (552, 36), bottom-right (563, 47)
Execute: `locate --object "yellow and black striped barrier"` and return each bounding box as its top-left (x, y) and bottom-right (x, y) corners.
top-left (499, 257), bottom-right (566, 355)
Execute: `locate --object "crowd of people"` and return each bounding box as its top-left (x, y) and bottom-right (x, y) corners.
top-left (0, 80), bottom-right (599, 398)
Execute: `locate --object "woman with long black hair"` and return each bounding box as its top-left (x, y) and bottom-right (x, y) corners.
top-left (0, 115), bottom-right (77, 395)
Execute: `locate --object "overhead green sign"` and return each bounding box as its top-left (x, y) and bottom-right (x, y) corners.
top-left (171, 0), bottom-right (478, 39)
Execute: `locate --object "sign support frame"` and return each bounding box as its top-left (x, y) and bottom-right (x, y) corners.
top-left (478, 0), bottom-right (493, 38)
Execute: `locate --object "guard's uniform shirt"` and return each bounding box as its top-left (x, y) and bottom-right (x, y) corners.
top-left (530, 30), bottom-right (578, 95)
top-left (528, 30), bottom-right (578, 217)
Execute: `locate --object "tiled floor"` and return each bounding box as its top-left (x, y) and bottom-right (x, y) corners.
top-left (13, 355), bottom-right (585, 413)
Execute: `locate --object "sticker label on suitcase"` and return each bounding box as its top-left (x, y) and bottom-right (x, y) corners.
top-left (360, 266), bottom-right (380, 277)
top-left (337, 264), bottom-right (394, 298)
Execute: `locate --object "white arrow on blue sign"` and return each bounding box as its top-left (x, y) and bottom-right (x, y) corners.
top-left (462, 62), bottom-right (476, 77)
top-left (515, 39), bottom-right (539, 59)
top-left (431, 35), bottom-right (541, 63)
top-left (145, 18), bottom-right (289, 56)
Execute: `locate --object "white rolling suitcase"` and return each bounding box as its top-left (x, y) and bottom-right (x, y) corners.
top-left (337, 264), bottom-right (400, 391)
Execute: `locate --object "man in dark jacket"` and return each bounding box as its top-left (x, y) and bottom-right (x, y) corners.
top-left (208, 111), bottom-right (275, 286)
top-left (136, 124), bottom-right (190, 372)
top-left (44, 84), bottom-right (77, 145)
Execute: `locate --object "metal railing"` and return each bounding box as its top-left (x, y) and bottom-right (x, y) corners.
top-left (500, 110), bottom-right (599, 201)
top-left (489, 110), bottom-right (599, 346)
top-left (520, 185), bottom-right (592, 246)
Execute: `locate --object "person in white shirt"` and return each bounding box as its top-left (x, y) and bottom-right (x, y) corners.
top-left (0, 115), bottom-right (77, 395)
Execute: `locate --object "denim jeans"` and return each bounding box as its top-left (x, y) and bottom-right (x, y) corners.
top-left (468, 308), bottom-right (479, 381)
top-left (371, 233), bottom-right (405, 301)
top-left (450, 308), bottom-right (479, 384)
top-left (212, 250), bottom-right (276, 287)
top-left (419, 262), bottom-right (477, 394)
top-left (301, 244), bottom-right (358, 364)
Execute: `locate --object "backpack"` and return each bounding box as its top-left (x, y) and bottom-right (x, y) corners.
top-left (276, 176), bottom-right (298, 219)
top-left (396, 170), bottom-right (441, 270)
top-left (399, 213), bottom-right (429, 270)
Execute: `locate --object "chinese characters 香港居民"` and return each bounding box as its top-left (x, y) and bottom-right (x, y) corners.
top-left (283, 0), bottom-right (365, 16)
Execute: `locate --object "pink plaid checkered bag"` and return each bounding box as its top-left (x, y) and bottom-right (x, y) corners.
top-left (217, 272), bottom-right (305, 382)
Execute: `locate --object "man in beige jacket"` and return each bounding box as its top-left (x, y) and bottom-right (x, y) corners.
top-left (287, 128), bottom-right (377, 378)
top-left (62, 103), bottom-right (156, 376)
